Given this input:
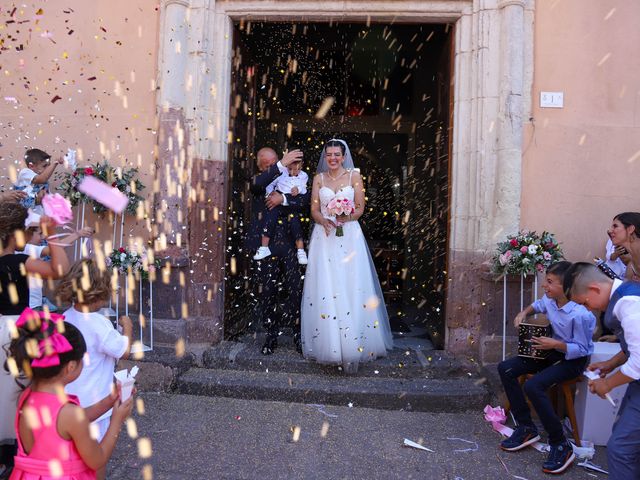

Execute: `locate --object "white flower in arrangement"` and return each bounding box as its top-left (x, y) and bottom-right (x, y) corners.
top-left (120, 253), bottom-right (127, 262)
top-left (131, 251), bottom-right (138, 257)
top-left (527, 244), bottom-right (538, 255)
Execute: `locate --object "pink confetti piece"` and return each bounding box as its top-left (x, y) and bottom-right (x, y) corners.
top-left (77, 175), bottom-right (129, 214)
top-left (42, 193), bottom-right (73, 225)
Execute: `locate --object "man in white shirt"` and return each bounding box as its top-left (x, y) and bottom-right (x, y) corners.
top-left (564, 263), bottom-right (640, 480)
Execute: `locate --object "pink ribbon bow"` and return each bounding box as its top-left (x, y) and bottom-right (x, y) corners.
top-left (15, 308), bottom-right (70, 368)
top-left (31, 332), bottom-right (73, 368)
top-left (15, 308), bottom-right (65, 330)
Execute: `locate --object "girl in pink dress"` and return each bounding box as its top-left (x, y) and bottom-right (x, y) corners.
top-left (6, 308), bottom-right (133, 480)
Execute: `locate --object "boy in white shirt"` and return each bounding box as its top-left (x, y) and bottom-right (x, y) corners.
top-left (14, 148), bottom-right (64, 214)
top-left (254, 159), bottom-right (309, 264)
top-left (56, 259), bottom-right (132, 480)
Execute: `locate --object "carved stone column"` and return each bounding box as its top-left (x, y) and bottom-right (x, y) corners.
top-left (445, 0), bottom-right (532, 357)
top-left (154, 0), bottom-right (224, 345)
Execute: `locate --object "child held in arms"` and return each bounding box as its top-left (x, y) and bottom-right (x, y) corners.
top-left (497, 261), bottom-right (596, 475)
top-left (564, 262), bottom-right (640, 480)
top-left (253, 157), bottom-right (309, 265)
top-left (14, 149), bottom-right (64, 213)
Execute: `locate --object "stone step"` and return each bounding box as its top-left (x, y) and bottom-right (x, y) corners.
top-left (202, 337), bottom-right (472, 380)
top-left (176, 367), bottom-right (491, 413)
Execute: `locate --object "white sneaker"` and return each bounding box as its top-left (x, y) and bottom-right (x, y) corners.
top-left (297, 249), bottom-right (308, 265)
top-left (253, 246), bottom-right (272, 260)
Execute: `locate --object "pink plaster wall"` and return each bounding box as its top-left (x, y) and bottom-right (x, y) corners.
top-left (0, 1), bottom-right (160, 243)
top-left (522, 0), bottom-right (640, 261)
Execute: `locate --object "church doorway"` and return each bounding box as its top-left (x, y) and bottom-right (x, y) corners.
top-left (224, 21), bottom-right (453, 348)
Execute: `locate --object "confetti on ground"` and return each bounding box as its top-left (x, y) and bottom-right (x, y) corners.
top-left (403, 438), bottom-right (434, 452)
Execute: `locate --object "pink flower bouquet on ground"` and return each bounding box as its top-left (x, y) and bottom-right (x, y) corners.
top-left (326, 194), bottom-right (355, 237)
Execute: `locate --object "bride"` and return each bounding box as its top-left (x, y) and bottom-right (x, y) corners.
top-left (301, 139), bottom-right (394, 373)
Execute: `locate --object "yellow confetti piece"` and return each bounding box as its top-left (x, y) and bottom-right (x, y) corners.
top-left (175, 338), bottom-right (185, 358)
top-left (314, 97), bottom-right (335, 119)
top-left (320, 421), bottom-right (330, 438)
top-left (6, 357), bottom-right (19, 377)
top-left (40, 405), bottom-right (52, 427)
top-left (365, 296), bottom-right (380, 309)
top-left (126, 418), bottom-right (139, 438)
top-left (8, 319), bottom-right (18, 339)
top-left (291, 426), bottom-right (301, 442)
top-left (136, 398), bottom-right (145, 415)
top-left (48, 459), bottom-right (63, 478)
top-left (23, 406), bottom-right (40, 430)
top-left (137, 437), bottom-right (152, 458)
top-left (142, 464), bottom-right (153, 480)
top-left (89, 422), bottom-right (100, 440)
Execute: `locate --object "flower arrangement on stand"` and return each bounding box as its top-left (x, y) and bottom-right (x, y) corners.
top-left (106, 246), bottom-right (161, 280)
top-left (106, 246), bottom-right (162, 353)
top-left (57, 161), bottom-right (145, 215)
top-left (492, 230), bottom-right (564, 276)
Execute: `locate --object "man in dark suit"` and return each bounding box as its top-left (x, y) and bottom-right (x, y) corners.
top-left (246, 147), bottom-right (308, 355)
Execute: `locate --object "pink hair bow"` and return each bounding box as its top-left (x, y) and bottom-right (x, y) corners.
top-left (31, 332), bottom-right (73, 368)
top-left (15, 308), bottom-right (65, 330)
top-left (15, 307), bottom-right (70, 368)
top-left (14, 307), bottom-right (41, 328)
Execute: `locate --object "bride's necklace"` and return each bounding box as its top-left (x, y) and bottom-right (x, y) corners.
top-left (327, 169), bottom-right (346, 181)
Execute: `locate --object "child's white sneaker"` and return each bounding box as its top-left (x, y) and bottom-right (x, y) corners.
top-left (253, 246), bottom-right (272, 260)
top-left (297, 249), bottom-right (308, 265)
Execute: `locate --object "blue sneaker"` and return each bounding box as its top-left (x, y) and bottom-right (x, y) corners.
top-left (500, 425), bottom-right (540, 451)
top-left (542, 440), bottom-right (575, 474)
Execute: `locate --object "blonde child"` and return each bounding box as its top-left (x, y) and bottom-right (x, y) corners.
top-left (56, 259), bottom-right (133, 480)
top-left (6, 309), bottom-right (133, 479)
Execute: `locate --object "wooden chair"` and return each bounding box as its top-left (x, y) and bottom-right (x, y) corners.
top-left (504, 374), bottom-right (582, 447)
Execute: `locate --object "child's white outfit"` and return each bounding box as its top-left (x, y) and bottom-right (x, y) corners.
top-left (274, 164), bottom-right (308, 196)
top-left (64, 307), bottom-right (129, 441)
top-left (254, 164), bottom-right (309, 264)
top-left (14, 168), bottom-right (46, 214)
top-left (17, 244), bottom-right (46, 309)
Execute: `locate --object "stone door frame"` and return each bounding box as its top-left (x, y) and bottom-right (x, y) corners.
top-left (155, 0), bottom-right (534, 352)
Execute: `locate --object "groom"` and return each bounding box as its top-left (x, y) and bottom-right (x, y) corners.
top-left (246, 147), bottom-right (308, 355)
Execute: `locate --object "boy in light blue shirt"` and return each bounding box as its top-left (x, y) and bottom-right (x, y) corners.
top-left (498, 261), bottom-right (596, 475)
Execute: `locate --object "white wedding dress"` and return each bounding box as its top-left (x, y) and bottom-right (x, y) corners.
top-left (301, 172), bottom-right (394, 372)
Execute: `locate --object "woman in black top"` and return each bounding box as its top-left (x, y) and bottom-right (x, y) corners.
top-left (0, 201), bottom-right (70, 314)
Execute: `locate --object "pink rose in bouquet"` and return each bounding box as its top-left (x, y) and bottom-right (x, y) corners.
top-left (326, 194), bottom-right (355, 237)
top-left (41, 193), bottom-right (73, 225)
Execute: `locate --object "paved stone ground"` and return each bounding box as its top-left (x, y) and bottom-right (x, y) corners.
top-left (108, 393), bottom-right (608, 480)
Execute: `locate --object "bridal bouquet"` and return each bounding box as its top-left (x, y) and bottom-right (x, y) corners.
top-left (492, 230), bottom-right (563, 276)
top-left (326, 195), bottom-right (355, 237)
